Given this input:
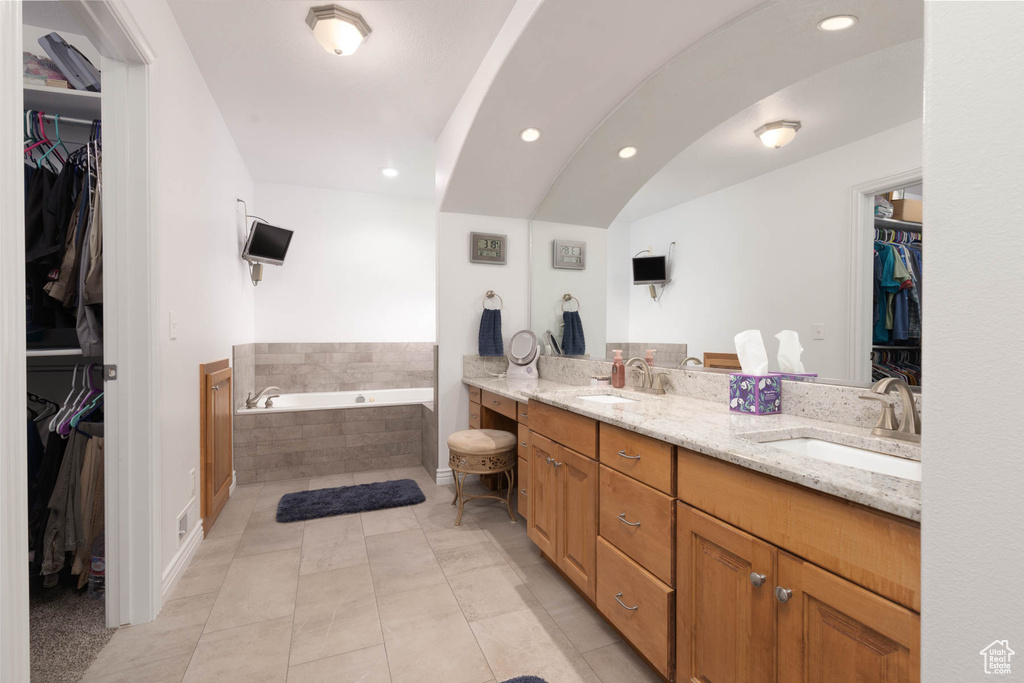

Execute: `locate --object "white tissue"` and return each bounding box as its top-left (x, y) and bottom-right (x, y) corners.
top-left (734, 330), bottom-right (769, 375)
top-left (775, 330), bottom-right (805, 374)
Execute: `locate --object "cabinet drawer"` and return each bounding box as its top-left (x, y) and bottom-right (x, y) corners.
top-left (482, 389), bottom-right (516, 420)
top-left (517, 457), bottom-right (529, 522)
top-left (517, 423), bottom-right (530, 459)
top-left (517, 401), bottom-right (529, 425)
top-left (468, 385), bottom-right (481, 404)
top-left (597, 537), bottom-right (674, 678)
top-left (528, 400), bottom-right (597, 459)
top-left (600, 423), bottom-right (674, 495)
top-left (599, 466), bottom-right (674, 585)
top-left (468, 403), bottom-right (481, 429)
top-left (677, 448), bottom-right (921, 612)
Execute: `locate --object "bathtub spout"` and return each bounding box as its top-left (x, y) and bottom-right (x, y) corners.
top-left (246, 386), bottom-right (282, 409)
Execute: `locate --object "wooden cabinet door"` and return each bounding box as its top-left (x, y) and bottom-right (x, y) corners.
top-left (527, 432), bottom-right (558, 557)
top-left (202, 365), bottom-right (233, 535)
top-left (556, 446), bottom-right (598, 600)
top-left (777, 552), bottom-right (920, 683)
top-left (677, 503), bottom-right (776, 683)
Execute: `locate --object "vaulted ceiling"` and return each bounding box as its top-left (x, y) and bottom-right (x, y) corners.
top-left (168, 0), bottom-right (515, 198)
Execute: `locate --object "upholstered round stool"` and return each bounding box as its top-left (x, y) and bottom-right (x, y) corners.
top-left (447, 429), bottom-right (517, 526)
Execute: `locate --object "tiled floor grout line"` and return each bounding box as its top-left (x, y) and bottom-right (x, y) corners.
top-left (282, 519), bottom-right (306, 680)
top-left (361, 508), bottom-right (397, 683)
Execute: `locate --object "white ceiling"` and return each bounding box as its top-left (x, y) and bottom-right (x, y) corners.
top-left (168, 0), bottom-right (515, 199)
top-left (439, 0), bottom-right (768, 217)
top-left (617, 39), bottom-right (924, 223)
top-left (527, 0), bottom-right (923, 227)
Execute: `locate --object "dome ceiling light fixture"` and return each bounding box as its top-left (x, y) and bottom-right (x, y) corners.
top-left (618, 146), bottom-right (638, 159)
top-left (520, 127), bottom-right (541, 142)
top-left (754, 120), bottom-right (801, 148)
top-left (817, 14), bottom-right (858, 31)
top-left (306, 4), bottom-right (372, 56)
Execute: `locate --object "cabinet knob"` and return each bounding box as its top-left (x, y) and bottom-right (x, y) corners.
top-left (749, 572), bottom-right (766, 587)
top-left (546, 456), bottom-right (553, 465)
top-left (211, 385), bottom-right (220, 391)
top-left (617, 449), bottom-right (641, 460)
top-left (520, 489), bottom-right (527, 496)
top-left (521, 442), bottom-right (527, 448)
top-left (774, 586), bottom-right (793, 603)
top-left (553, 460), bottom-right (562, 468)
top-left (617, 513), bottom-right (641, 527)
top-left (613, 592), bottom-right (638, 611)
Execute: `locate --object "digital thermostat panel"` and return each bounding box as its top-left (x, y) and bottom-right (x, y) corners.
top-left (470, 232), bottom-right (507, 265)
top-left (553, 239), bottom-right (586, 270)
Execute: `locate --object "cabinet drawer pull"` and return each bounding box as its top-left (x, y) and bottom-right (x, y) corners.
top-left (749, 572), bottom-right (766, 587)
top-left (613, 592), bottom-right (638, 611)
top-left (617, 449), bottom-right (641, 460)
top-left (491, 400), bottom-right (501, 405)
top-left (520, 412), bottom-right (528, 417)
top-left (546, 456), bottom-right (554, 465)
top-left (553, 460), bottom-right (562, 468)
top-left (520, 489), bottom-right (527, 496)
top-left (469, 414), bottom-right (478, 419)
top-left (617, 513), bottom-right (641, 527)
top-left (775, 586), bottom-right (792, 603)
top-left (521, 442), bottom-right (528, 448)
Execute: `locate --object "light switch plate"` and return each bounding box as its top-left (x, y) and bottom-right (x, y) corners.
top-left (814, 323), bottom-right (826, 340)
top-left (169, 310), bottom-right (179, 340)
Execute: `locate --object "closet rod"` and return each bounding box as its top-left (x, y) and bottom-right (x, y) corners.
top-left (27, 364), bottom-right (102, 373)
top-left (33, 113), bottom-right (99, 127)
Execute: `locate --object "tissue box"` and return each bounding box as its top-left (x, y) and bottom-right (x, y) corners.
top-left (729, 374), bottom-right (781, 415)
top-left (770, 372), bottom-right (818, 382)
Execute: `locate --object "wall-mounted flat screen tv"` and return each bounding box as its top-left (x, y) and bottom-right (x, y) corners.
top-left (632, 255), bottom-right (668, 284)
top-left (242, 221), bottom-right (293, 266)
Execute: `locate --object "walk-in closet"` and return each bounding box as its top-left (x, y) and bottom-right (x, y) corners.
top-left (22, 4), bottom-right (113, 679)
top-left (872, 183), bottom-right (923, 386)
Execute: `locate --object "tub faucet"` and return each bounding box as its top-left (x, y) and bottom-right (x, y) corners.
top-left (246, 386), bottom-right (281, 409)
top-left (859, 377), bottom-right (921, 443)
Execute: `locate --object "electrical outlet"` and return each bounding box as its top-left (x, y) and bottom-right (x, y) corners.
top-left (169, 310), bottom-right (178, 340)
top-left (189, 468), bottom-right (196, 497)
top-left (814, 323), bottom-right (826, 340)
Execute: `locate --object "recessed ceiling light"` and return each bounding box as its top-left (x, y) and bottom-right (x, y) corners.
top-left (381, 167), bottom-right (398, 178)
top-left (520, 127), bottom-right (541, 142)
top-left (754, 120), bottom-right (801, 148)
top-left (306, 4), bottom-right (372, 56)
top-left (817, 15), bottom-right (857, 31)
top-left (618, 146), bottom-right (638, 159)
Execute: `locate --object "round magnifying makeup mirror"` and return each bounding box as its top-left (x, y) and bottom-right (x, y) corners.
top-left (507, 329), bottom-right (539, 379)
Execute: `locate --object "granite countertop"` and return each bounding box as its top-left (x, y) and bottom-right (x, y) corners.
top-left (463, 376), bottom-right (921, 521)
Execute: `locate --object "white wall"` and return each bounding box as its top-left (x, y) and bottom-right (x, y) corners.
top-left (126, 0), bottom-right (256, 582)
top-left (923, 3), bottom-right (1024, 679)
top-left (530, 221), bottom-right (607, 357)
top-left (626, 120), bottom-right (921, 379)
top-left (436, 213), bottom-right (529, 479)
top-left (253, 183), bottom-right (435, 342)
top-left (605, 219), bottom-right (631, 347)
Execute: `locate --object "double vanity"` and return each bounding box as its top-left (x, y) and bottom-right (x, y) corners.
top-left (464, 372), bottom-right (921, 682)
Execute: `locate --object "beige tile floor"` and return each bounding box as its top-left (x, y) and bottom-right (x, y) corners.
top-left (82, 466), bottom-right (663, 683)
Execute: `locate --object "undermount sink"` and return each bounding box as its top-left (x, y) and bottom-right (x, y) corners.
top-left (768, 438), bottom-right (921, 481)
top-left (577, 393), bottom-right (639, 405)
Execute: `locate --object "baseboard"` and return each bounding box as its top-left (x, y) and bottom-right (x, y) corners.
top-left (161, 521), bottom-right (203, 601)
top-left (435, 467), bottom-right (455, 485)
top-left (229, 470), bottom-right (237, 495)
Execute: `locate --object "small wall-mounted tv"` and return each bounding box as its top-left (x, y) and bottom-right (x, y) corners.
top-left (242, 221), bottom-right (293, 266)
top-left (632, 255), bottom-right (668, 285)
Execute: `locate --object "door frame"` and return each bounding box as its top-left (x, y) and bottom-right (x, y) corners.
top-left (1, 1), bottom-right (160, 677)
top-left (847, 167), bottom-right (923, 383)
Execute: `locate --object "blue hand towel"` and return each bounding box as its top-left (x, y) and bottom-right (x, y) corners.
top-left (562, 310), bottom-right (586, 356)
top-left (479, 308), bottom-right (503, 356)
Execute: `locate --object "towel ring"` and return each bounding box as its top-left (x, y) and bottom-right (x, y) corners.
top-left (561, 294), bottom-right (580, 312)
top-left (483, 290), bottom-right (503, 310)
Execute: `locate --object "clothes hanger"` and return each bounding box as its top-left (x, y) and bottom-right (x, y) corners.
top-left (58, 364), bottom-right (97, 435)
top-left (37, 113), bottom-right (68, 169)
top-left (49, 365), bottom-right (80, 432)
top-left (27, 392), bottom-right (59, 423)
top-left (70, 392), bottom-right (103, 430)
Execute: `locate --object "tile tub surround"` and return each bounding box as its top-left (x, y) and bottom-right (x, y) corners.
top-left (462, 375), bottom-right (921, 521)
top-left (421, 402), bottom-right (438, 480)
top-left (255, 342), bottom-right (436, 395)
top-left (234, 404), bottom-right (424, 484)
top-left (232, 343), bottom-right (256, 412)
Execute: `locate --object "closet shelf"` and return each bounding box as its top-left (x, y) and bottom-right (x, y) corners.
top-left (872, 345), bottom-right (920, 350)
top-left (24, 84), bottom-right (101, 121)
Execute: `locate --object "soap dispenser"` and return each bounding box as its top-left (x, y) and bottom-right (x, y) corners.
top-left (611, 350), bottom-right (625, 388)
top-left (645, 349), bottom-right (655, 366)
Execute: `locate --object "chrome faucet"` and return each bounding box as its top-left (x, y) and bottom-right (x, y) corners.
top-left (245, 386), bottom-right (282, 409)
top-left (678, 356), bottom-right (703, 367)
top-left (859, 377), bottom-right (921, 443)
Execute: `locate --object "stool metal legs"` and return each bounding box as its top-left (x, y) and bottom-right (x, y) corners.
top-left (450, 467), bottom-right (516, 527)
